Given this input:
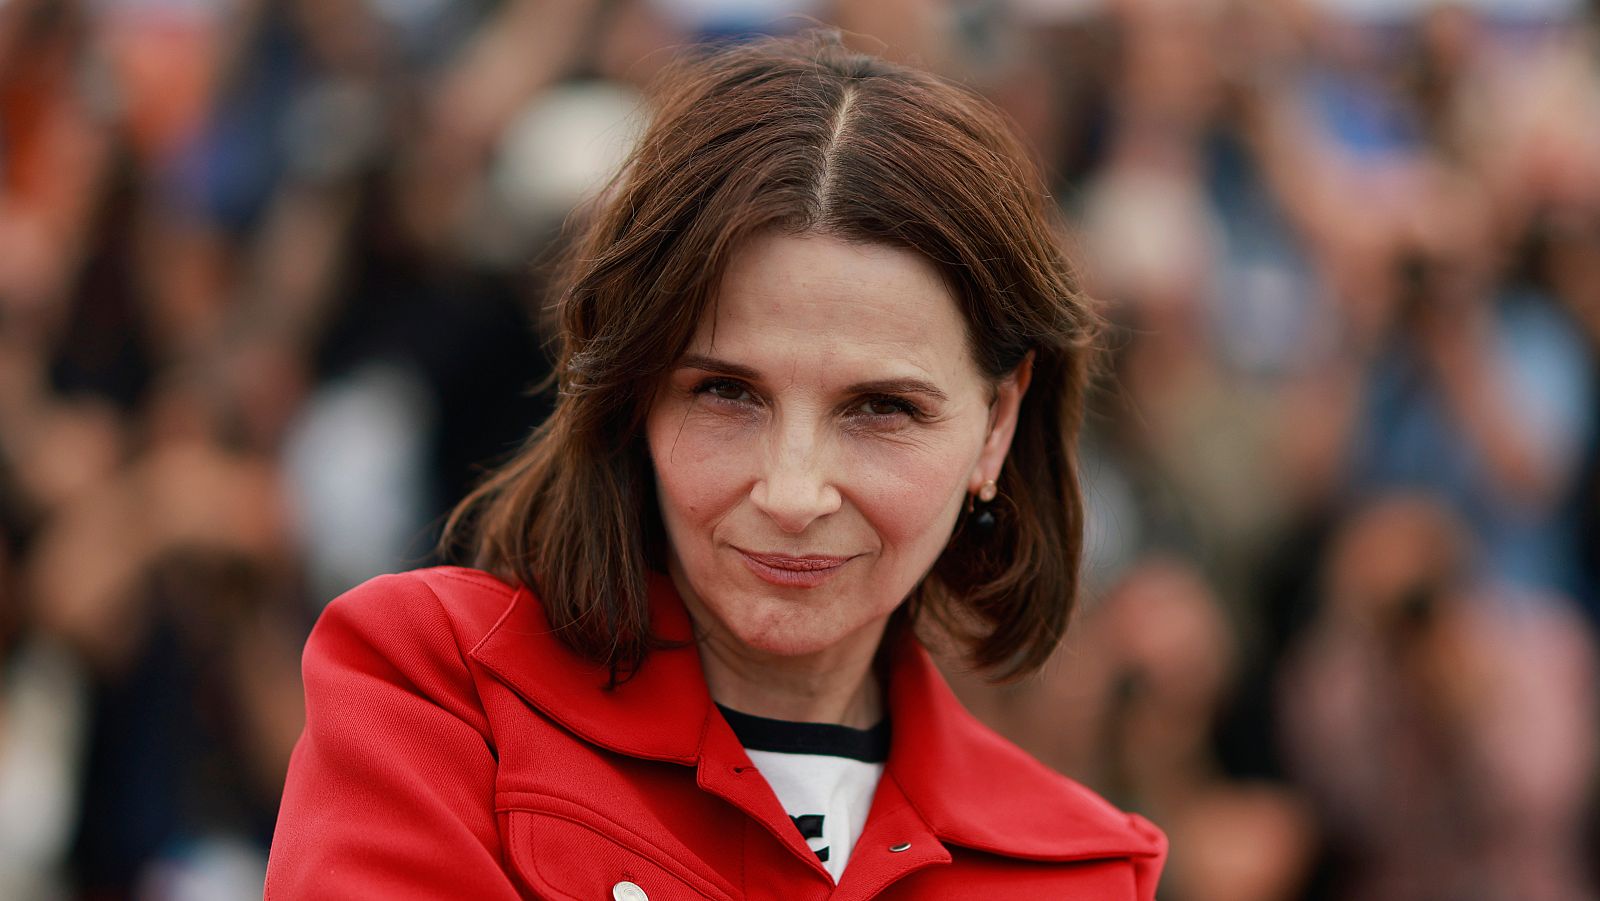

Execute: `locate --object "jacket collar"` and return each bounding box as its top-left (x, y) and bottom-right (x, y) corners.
top-left (468, 568), bottom-right (1161, 863)
top-left (880, 628), bottom-right (1163, 861)
top-left (469, 569), bottom-right (708, 765)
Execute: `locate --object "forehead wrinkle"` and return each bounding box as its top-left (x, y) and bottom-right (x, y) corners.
top-left (695, 232), bottom-right (978, 394)
top-left (693, 337), bottom-right (954, 400)
top-left (711, 296), bottom-right (945, 375)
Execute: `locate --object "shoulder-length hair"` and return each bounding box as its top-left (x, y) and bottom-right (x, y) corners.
top-left (443, 31), bottom-right (1104, 682)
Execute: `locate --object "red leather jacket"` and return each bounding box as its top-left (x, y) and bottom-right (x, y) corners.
top-left (265, 566), bottom-right (1166, 899)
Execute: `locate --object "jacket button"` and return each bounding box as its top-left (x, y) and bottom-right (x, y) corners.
top-left (612, 881), bottom-right (648, 901)
top-left (889, 842), bottom-right (911, 852)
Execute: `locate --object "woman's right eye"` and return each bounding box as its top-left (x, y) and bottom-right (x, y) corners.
top-left (693, 378), bottom-right (753, 404)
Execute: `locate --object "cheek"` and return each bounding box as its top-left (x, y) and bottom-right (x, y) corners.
top-left (849, 440), bottom-right (974, 550)
top-left (647, 408), bottom-right (753, 529)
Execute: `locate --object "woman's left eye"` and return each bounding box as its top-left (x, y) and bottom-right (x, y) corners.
top-left (852, 396), bottom-right (918, 419)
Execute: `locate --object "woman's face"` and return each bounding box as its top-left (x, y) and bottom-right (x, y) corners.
top-left (646, 232), bottom-right (1028, 667)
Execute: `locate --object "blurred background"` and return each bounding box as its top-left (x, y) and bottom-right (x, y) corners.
top-left (1, 0), bottom-right (1598, 898)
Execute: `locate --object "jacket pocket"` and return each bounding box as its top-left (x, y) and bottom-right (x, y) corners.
top-left (499, 794), bottom-right (739, 901)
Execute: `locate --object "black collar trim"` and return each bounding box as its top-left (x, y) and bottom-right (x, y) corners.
top-left (715, 703), bottom-right (891, 763)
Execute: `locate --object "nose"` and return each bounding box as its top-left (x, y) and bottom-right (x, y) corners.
top-left (749, 421), bottom-right (842, 534)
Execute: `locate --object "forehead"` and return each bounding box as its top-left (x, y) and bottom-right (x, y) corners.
top-left (691, 232), bottom-right (978, 381)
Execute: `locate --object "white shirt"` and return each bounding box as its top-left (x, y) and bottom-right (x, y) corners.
top-left (716, 705), bottom-right (890, 883)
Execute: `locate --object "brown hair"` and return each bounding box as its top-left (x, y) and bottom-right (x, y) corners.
top-left (442, 31), bottom-right (1103, 681)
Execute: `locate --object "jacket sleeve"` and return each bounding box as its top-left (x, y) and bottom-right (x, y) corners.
top-left (265, 574), bottom-right (522, 900)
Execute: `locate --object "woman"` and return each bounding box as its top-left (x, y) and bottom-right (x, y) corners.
top-left (267, 32), bottom-right (1166, 900)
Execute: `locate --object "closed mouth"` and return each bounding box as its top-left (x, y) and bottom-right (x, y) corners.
top-left (734, 548), bottom-right (856, 587)
top-left (735, 550), bottom-right (854, 570)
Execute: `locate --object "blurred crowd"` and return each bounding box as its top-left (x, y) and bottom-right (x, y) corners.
top-left (1, 0), bottom-right (1598, 898)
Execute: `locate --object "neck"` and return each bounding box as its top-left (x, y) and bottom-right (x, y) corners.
top-left (695, 631), bottom-right (885, 728)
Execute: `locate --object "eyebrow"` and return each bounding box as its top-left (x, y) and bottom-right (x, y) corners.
top-left (675, 354), bottom-right (950, 402)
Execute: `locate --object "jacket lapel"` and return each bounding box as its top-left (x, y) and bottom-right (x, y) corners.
top-left (467, 569), bottom-right (709, 765)
top-left (881, 628), bottom-right (1165, 862)
top-left (468, 570), bottom-right (832, 877)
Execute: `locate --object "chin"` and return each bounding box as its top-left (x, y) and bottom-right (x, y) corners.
top-left (720, 595), bottom-right (880, 660)
top-left (732, 628), bottom-right (846, 660)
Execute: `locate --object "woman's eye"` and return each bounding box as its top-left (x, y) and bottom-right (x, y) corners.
top-left (854, 396), bottom-right (917, 418)
top-left (693, 378), bottom-right (753, 403)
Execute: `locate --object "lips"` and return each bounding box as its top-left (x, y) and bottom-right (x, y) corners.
top-left (735, 549), bottom-right (855, 588)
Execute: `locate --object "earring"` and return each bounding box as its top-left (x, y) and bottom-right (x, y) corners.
top-left (970, 479), bottom-right (998, 535)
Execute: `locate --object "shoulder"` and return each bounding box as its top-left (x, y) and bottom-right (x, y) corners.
top-left (891, 700), bottom-right (1166, 899)
top-left (921, 705), bottom-right (1163, 857)
top-left (940, 719), bottom-right (1166, 898)
top-left (271, 567), bottom-right (526, 898)
top-left (312, 565), bottom-right (522, 656)
top-left (301, 567), bottom-right (526, 720)
top-left (887, 639), bottom-right (1165, 887)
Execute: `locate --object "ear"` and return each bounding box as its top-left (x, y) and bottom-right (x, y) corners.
top-left (970, 351), bottom-right (1034, 494)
